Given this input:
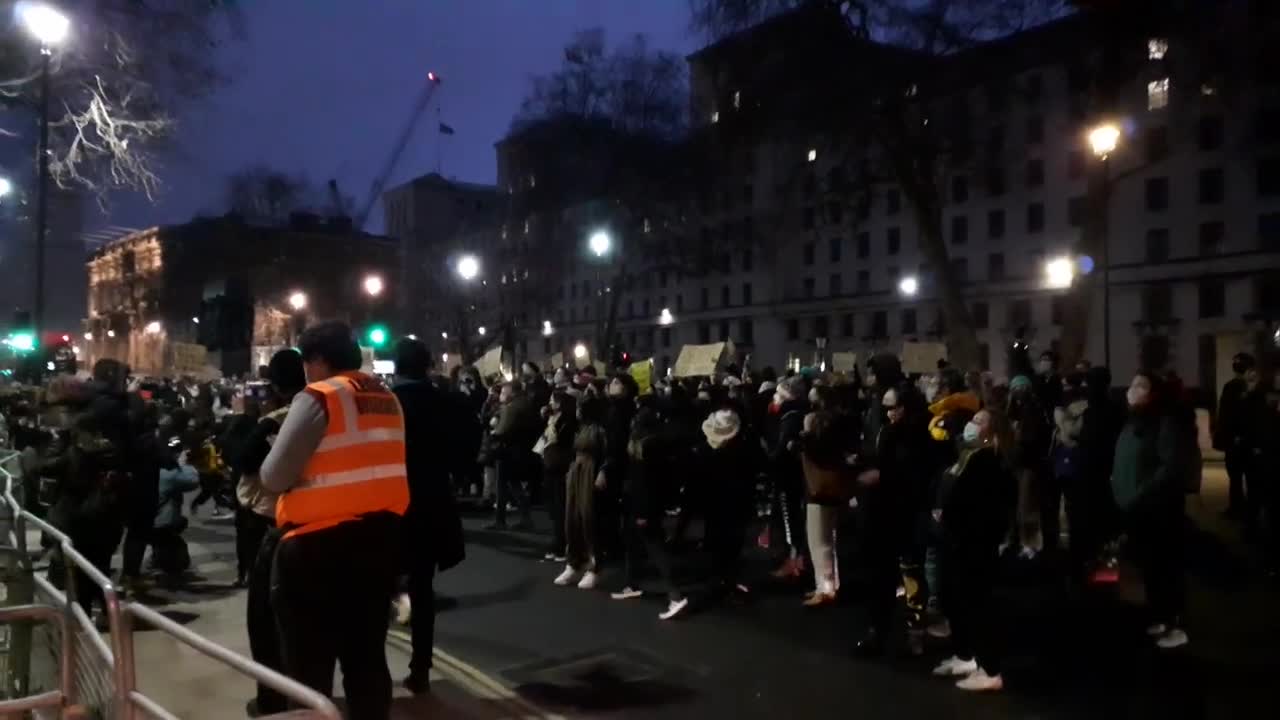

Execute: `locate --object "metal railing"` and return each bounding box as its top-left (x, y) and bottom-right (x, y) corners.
top-left (0, 450), bottom-right (340, 719)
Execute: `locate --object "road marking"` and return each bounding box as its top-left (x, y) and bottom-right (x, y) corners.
top-left (386, 628), bottom-right (562, 719)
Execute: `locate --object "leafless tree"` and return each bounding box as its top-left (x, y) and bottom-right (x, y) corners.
top-left (1, 0), bottom-right (243, 204)
top-left (225, 165), bottom-right (315, 222)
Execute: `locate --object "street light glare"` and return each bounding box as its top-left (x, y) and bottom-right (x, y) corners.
top-left (589, 230), bottom-right (611, 257)
top-left (1045, 256), bottom-right (1076, 288)
top-left (288, 291), bottom-right (308, 310)
top-left (1088, 123), bottom-right (1121, 159)
top-left (659, 308), bottom-right (675, 326)
top-left (0, 177), bottom-right (12, 197)
top-left (17, 2), bottom-right (70, 46)
top-left (144, 321), bottom-right (161, 335)
top-left (898, 276), bottom-right (919, 297)
top-left (573, 343), bottom-right (588, 359)
top-left (542, 320), bottom-right (554, 336)
top-left (363, 274), bottom-right (385, 297)
top-left (456, 254), bottom-right (480, 281)
top-left (478, 326), bottom-right (487, 336)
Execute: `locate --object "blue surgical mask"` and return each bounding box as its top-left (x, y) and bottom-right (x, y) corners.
top-left (962, 421), bottom-right (981, 445)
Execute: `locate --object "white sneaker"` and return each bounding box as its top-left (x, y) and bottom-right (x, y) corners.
top-left (659, 597), bottom-right (690, 620)
top-left (392, 593), bottom-right (412, 624)
top-left (1145, 623), bottom-right (1168, 637)
top-left (956, 668), bottom-right (1003, 691)
top-left (577, 571), bottom-right (598, 590)
top-left (610, 587), bottom-right (643, 600)
top-left (553, 566), bottom-right (579, 586)
top-left (932, 655), bottom-right (978, 677)
top-left (210, 508), bottom-right (235, 521)
top-left (1155, 628), bottom-right (1189, 649)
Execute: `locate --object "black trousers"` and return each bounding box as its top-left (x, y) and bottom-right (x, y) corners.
top-left (1225, 447), bottom-right (1249, 516)
top-left (407, 560), bottom-right (437, 678)
top-left (941, 549), bottom-right (1003, 676)
top-left (249, 524), bottom-right (285, 714)
top-left (545, 464), bottom-right (569, 555)
top-left (272, 513), bottom-right (401, 720)
top-left (121, 511), bottom-right (153, 579)
top-left (494, 453), bottom-right (532, 525)
top-left (235, 507), bottom-right (271, 581)
top-left (623, 513), bottom-right (681, 601)
top-left (1128, 507), bottom-right (1186, 627)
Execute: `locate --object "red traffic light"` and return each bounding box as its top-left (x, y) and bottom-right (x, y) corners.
top-left (427, 71), bottom-right (439, 82)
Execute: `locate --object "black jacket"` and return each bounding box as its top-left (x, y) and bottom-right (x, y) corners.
top-left (393, 380), bottom-right (468, 573)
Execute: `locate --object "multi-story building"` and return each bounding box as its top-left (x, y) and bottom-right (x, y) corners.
top-left (84, 214), bottom-right (397, 376)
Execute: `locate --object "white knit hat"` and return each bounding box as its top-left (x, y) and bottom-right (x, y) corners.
top-left (701, 409), bottom-right (741, 447)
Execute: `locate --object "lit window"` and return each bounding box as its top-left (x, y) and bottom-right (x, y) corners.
top-left (732, 90), bottom-right (741, 109)
top-left (1201, 83), bottom-right (1217, 97)
top-left (500, 225), bottom-right (508, 240)
top-left (643, 217), bottom-right (652, 234)
top-left (529, 175), bottom-right (537, 188)
top-left (807, 148), bottom-right (818, 163)
top-left (710, 110), bottom-right (720, 124)
top-left (523, 219), bottom-right (530, 234)
top-left (1148, 38), bottom-right (1168, 60)
top-left (1147, 78), bottom-right (1169, 110)
top-left (905, 83), bottom-right (918, 97)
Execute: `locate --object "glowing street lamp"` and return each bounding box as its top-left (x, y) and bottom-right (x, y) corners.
top-left (83, 331), bottom-right (92, 341)
top-left (542, 320), bottom-right (554, 336)
top-left (1088, 122), bottom-right (1121, 160)
top-left (456, 254), bottom-right (480, 281)
top-left (441, 331), bottom-right (448, 339)
top-left (0, 177), bottom-right (11, 198)
top-left (477, 326), bottom-right (487, 336)
top-left (658, 308), bottom-right (675, 326)
top-left (898, 275), bottom-right (919, 297)
top-left (288, 291), bottom-right (308, 311)
top-left (1045, 256), bottom-right (1076, 289)
top-left (573, 343), bottom-right (588, 360)
top-left (106, 329), bottom-right (116, 338)
top-left (144, 321), bottom-right (161, 335)
top-left (363, 274), bottom-right (384, 297)
top-left (17, 2), bottom-right (70, 47)
top-left (589, 230), bottom-right (611, 258)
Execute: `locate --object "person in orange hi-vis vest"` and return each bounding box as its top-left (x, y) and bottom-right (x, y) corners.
top-left (260, 321), bottom-right (408, 720)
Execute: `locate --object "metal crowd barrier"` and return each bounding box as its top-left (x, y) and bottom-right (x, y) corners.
top-left (0, 450), bottom-right (340, 719)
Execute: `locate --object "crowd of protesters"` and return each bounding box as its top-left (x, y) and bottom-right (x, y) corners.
top-left (3, 336), bottom-right (1278, 710)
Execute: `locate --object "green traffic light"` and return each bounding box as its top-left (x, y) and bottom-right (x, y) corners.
top-left (367, 326), bottom-right (388, 347)
top-left (7, 332), bottom-right (36, 352)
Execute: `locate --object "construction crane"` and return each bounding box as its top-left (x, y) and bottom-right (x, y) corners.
top-left (335, 71), bottom-right (442, 231)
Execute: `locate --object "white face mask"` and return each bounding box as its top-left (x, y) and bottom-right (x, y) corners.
top-left (924, 384), bottom-right (939, 403)
top-left (1126, 386), bottom-right (1146, 407)
top-left (962, 421), bottom-right (981, 445)
top-left (1038, 361), bottom-right (1053, 375)
top-left (772, 392), bottom-right (784, 406)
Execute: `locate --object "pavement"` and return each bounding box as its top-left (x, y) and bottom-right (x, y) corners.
top-left (9, 462), bottom-right (1273, 719)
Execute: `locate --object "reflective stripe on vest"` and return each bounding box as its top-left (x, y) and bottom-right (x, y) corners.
top-left (276, 372), bottom-right (409, 539)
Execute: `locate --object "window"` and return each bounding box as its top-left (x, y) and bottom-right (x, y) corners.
top-left (978, 343), bottom-right (991, 371)
top-left (950, 257), bottom-right (969, 283)
top-left (803, 277), bottom-right (815, 298)
top-left (742, 249), bottom-right (754, 271)
top-left (1026, 114), bottom-right (1043, 144)
top-left (1199, 221), bottom-right (1225, 256)
top-left (807, 148), bottom-right (818, 163)
top-left (787, 318), bottom-right (799, 340)
top-left (886, 189), bottom-right (901, 215)
top-left (902, 309), bottom-right (918, 334)
top-left (952, 176), bottom-right (969, 203)
top-left (1198, 115), bottom-right (1224, 151)
top-left (1051, 296), bottom-right (1066, 326)
top-left (887, 227), bottom-right (901, 255)
top-left (719, 320), bottom-right (731, 342)
top-left (830, 273), bottom-right (842, 296)
top-left (986, 167), bottom-right (1006, 196)
top-left (803, 242), bottom-right (815, 266)
top-left (1024, 73), bottom-right (1042, 102)
top-left (802, 207), bottom-right (816, 229)
top-left (1148, 78), bottom-right (1170, 111)
top-left (1145, 125), bottom-right (1169, 163)
top-left (1026, 158), bottom-right (1044, 187)
top-left (987, 125), bottom-right (1005, 156)
top-left (951, 216), bottom-right (968, 245)
top-left (742, 283), bottom-right (753, 305)
top-left (988, 253), bottom-right (1005, 281)
top-left (857, 232), bottom-right (871, 259)
top-left (1067, 196), bottom-right (1087, 227)
top-left (814, 316), bottom-right (829, 338)
top-left (971, 302), bottom-right (989, 329)
top-left (701, 287), bottom-right (710, 309)
top-left (988, 209), bottom-right (1006, 239)
top-left (829, 237), bottom-right (842, 263)
top-left (1145, 177), bottom-right (1170, 211)
top-left (721, 285), bottom-right (731, 307)
top-left (710, 110), bottom-right (720, 124)
top-left (698, 323), bottom-right (711, 344)
top-left (733, 89), bottom-right (741, 109)
top-left (871, 311), bottom-right (888, 338)
top-left (1145, 228), bottom-right (1170, 262)
top-left (1259, 213), bottom-right (1280, 250)
top-left (841, 313), bottom-right (854, 337)
top-left (740, 319), bottom-right (754, 345)
top-left (661, 327), bottom-right (671, 348)
top-left (1148, 37), bottom-right (1168, 60)
top-left (744, 185), bottom-right (754, 205)
top-left (827, 202), bottom-right (844, 224)
top-left (1067, 150), bottom-right (1085, 180)
top-left (1142, 285), bottom-right (1174, 322)
top-left (857, 271), bottom-right (870, 293)
top-left (676, 294), bottom-right (684, 312)
top-left (1009, 299), bottom-right (1032, 329)
top-left (1199, 279), bottom-right (1226, 318)
top-left (1199, 167), bottom-right (1225, 204)
top-left (659, 270), bottom-right (669, 289)
top-left (626, 300), bottom-right (635, 318)
top-left (1259, 156), bottom-right (1280, 196)
top-left (1027, 202), bottom-right (1045, 233)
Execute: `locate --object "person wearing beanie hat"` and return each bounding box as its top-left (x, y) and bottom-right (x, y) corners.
top-left (768, 374), bottom-right (810, 580)
top-left (699, 407), bottom-right (762, 611)
top-left (1009, 375), bottom-right (1033, 394)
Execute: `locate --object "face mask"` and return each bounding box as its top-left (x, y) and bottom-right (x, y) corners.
top-left (924, 385), bottom-right (938, 403)
top-left (1126, 387), bottom-right (1146, 407)
top-left (1038, 361), bottom-right (1053, 375)
top-left (962, 422), bottom-right (981, 445)
top-left (773, 392), bottom-right (785, 406)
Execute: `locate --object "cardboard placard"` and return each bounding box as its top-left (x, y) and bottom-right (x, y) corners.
top-left (548, 352), bottom-right (564, 371)
top-left (831, 351), bottom-right (858, 373)
top-left (170, 342), bottom-right (208, 374)
top-left (476, 345), bottom-right (503, 378)
top-left (902, 341), bottom-right (947, 375)
top-left (630, 358), bottom-right (654, 396)
top-left (673, 342), bottom-right (728, 378)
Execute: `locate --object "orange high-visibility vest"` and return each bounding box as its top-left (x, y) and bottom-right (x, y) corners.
top-left (276, 372), bottom-right (409, 539)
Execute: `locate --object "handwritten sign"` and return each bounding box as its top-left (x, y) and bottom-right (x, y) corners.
top-left (548, 352), bottom-right (564, 371)
top-left (673, 342), bottom-right (728, 378)
top-left (170, 342), bottom-right (208, 374)
top-left (831, 352), bottom-right (858, 373)
top-left (902, 341), bottom-right (947, 375)
top-left (476, 345), bottom-right (503, 378)
top-left (630, 358), bottom-right (654, 396)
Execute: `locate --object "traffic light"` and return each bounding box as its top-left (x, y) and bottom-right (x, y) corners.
top-left (366, 325), bottom-right (389, 348)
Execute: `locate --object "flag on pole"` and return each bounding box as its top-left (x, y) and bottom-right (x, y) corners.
top-left (438, 122), bottom-right (455, 135)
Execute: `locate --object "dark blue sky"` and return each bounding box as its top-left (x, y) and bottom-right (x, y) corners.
top-left (110, 0), bottom-right (696, 235)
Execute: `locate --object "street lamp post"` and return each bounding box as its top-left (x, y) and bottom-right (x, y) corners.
top-left (18, 2), bottom-right (70, 342)
top-left (1088, 122), bottom-right (1120, 369)
top-left (453, 254), bottom-right (480, 365)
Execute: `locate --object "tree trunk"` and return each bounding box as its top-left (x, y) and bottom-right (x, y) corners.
top-left (1057, 162), bottom-right (1109, 370)
top-left (915, 205), bottom-right (981, 372)
top-left (602, 268), bottom-right (624, 365)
